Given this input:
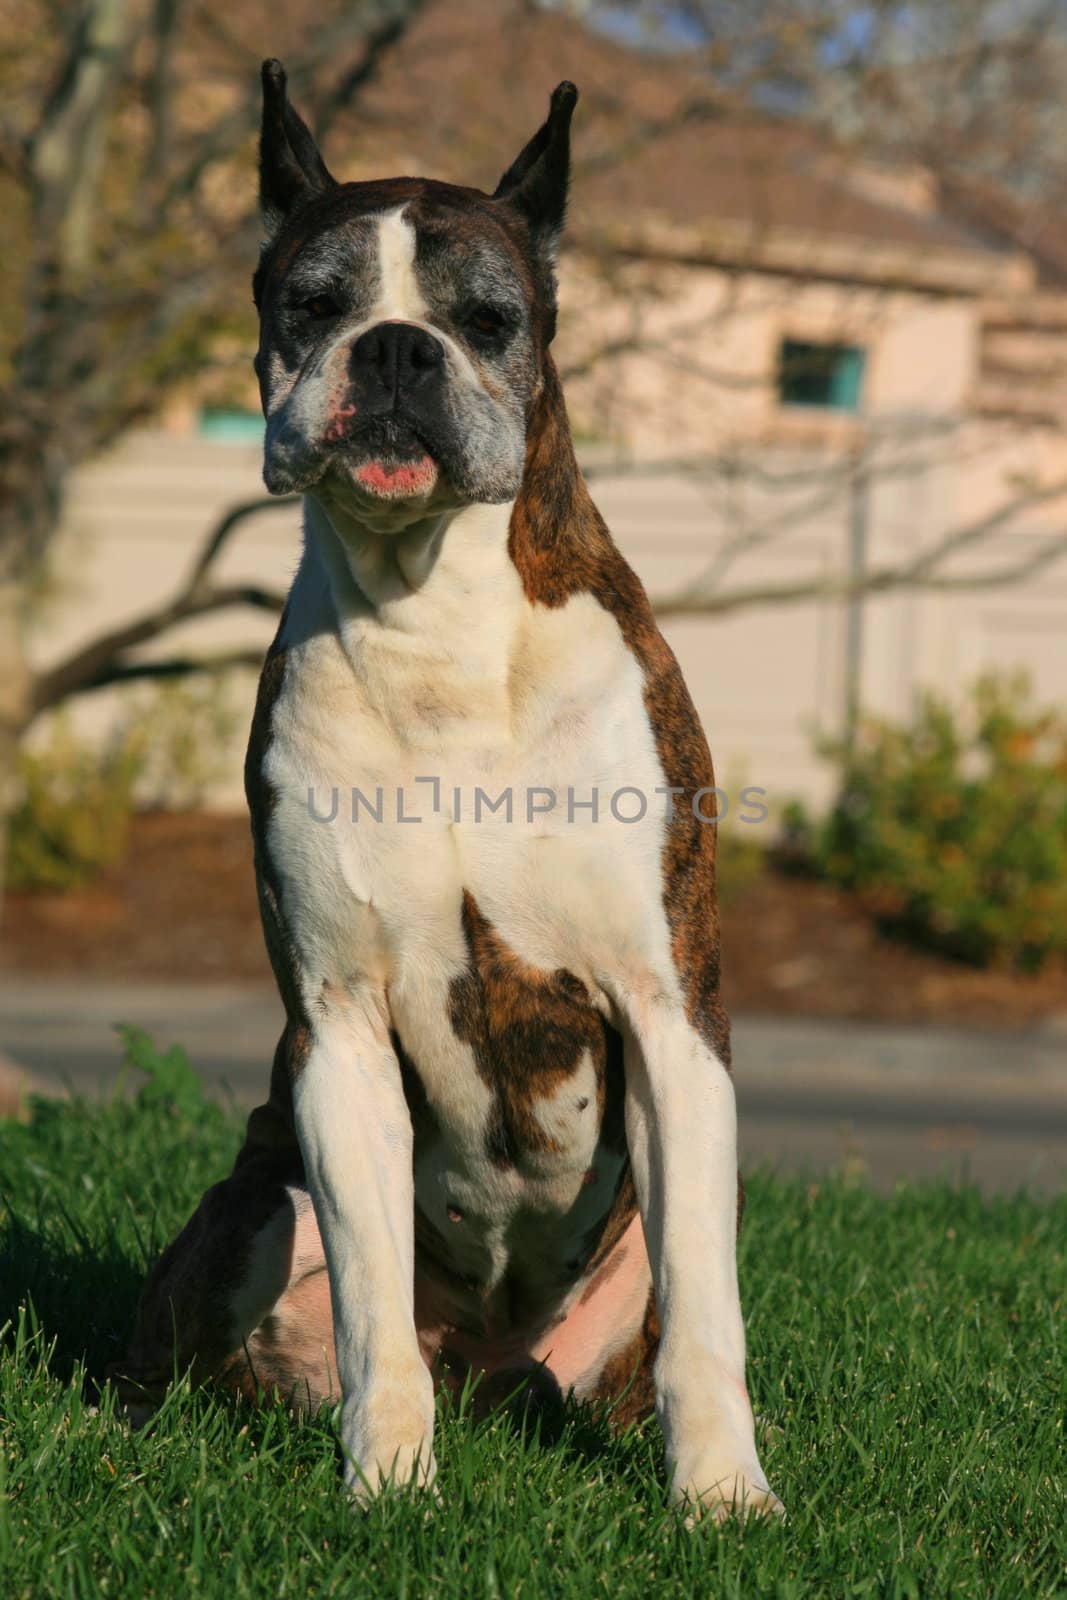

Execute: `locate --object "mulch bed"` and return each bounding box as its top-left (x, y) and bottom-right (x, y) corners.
top-left (2, 813), bottom-right (1063, 1031)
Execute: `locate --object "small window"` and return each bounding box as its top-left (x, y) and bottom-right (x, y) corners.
top-left (778, 339), bottom-right (866, 412)
top-left (198, 407), bottom-right (264, 444)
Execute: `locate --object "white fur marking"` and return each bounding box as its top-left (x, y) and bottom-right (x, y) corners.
top-left (372, 208), bottom-right (427, 324)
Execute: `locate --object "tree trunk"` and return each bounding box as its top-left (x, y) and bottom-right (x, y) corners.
top-left (0, 575), bottom-right (34, 919)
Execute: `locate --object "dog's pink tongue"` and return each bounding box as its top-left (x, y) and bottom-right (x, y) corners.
top-left (354, 455), bottom-right (437, 497)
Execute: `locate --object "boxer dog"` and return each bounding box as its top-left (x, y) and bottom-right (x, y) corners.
top-left (115, 60), bottom-right (782, 1523)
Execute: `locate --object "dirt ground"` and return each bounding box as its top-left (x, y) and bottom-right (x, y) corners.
top-left (1, 812), bottom-right (1063, 1030)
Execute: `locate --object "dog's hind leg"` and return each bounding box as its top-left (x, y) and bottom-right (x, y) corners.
top-left (110, 1027), bottom-right (336, 1418)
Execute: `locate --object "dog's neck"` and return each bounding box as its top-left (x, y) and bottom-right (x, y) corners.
top-left (305, 494), bottom-right (509, 619)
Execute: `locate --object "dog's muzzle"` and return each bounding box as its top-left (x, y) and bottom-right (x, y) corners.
top-left (327, 320), bottom-right (447, 500)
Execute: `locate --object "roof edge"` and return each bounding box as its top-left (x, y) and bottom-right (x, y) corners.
top-left (572, 216), bottom-right (1035, 297)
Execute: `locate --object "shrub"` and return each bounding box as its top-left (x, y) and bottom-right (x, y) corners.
top-left (716, 828), bottom-right (767, 906)
top-left (7, 679), bottom-right (239, 893)
top-left (781, 675), bottom-right (1067, 972)
top-left (119, 677), bottom-right (239, 812)
top-left (7, 715), bottom-right (143, 892)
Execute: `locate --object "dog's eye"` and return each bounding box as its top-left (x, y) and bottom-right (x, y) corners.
top-left (300, 294), bottom-right (341, 321)
top-left (465, 304), bottom-right (509, 341)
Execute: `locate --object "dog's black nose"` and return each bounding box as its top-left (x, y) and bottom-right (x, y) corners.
top-left (350, 321), bottom-right (444, 397)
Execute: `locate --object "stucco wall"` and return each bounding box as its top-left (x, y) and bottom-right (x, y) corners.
top-left (33, 398), bottom-right (1067, 824)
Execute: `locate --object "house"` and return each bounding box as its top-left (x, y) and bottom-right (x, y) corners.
top-left (38, 0), bottom-right (1067, 815)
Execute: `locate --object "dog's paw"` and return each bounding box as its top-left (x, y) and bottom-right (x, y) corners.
top-left (670, 1448), bottom-right (784, 1525)
top-left (343, 1437), bottom-right (438, 1503)
top-left (340, 1390), bottom-right (437, 1503)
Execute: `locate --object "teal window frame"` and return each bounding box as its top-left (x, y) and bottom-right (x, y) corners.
top-left (198, 407), bottom-right (265, 444)
top-left (778, 338), bottom-right (866, 412)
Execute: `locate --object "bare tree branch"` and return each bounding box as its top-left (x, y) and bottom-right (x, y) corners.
top-left (61, 647), bottom-right (267, 696)
top-left (32, 564), bottom-right (288, 717)
top-left (0, 116), bottom-right (30, 183)
top-left (28, 488), bottom-right (300, 717)
top-left (184, 494), bottom-right (299, 591)
top-left (29, 0), bottom-right (130, 273)
top-left (313, 2), bottom-right (428, 139)
top-left (652, 533), bottom-right (1067, 619)
top-left (143, 0), bottom-right (186, 184)
top-left (152, 0), bottom-right (417, 215)
top-left (648, 465), bottom-right (1067, 620)
top-left (29, 521), bottom-right (294, 723)
top-left (893, 477), bottom-right (1067, 583)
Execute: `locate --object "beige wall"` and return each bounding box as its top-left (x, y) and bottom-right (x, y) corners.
top-left (559, 258), bottom-right (978, 454)
top-left (34, 411), bottom-right (1067, 823)
top-left (30, 256), bottom-right (1067, 819)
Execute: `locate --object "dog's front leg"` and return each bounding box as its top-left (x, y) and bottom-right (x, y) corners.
top-left (293, 987), bottom-right (435, 1498)
top-left (614, 992), bottom-right (781, 1522)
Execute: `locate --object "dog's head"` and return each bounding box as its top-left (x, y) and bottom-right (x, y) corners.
top-left (253, 60), bottom-right (577, 525)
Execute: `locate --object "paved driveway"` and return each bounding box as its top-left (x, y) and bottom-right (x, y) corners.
top-left (2, 978), bottom-right (1064, 1194)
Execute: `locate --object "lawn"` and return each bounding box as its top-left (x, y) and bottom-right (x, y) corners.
top-left (1, 1045), bottom-right (1064, 1599)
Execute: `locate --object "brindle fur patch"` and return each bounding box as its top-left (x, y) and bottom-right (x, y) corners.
top-left (244, 615), bottom-right (312, 1082)
top-left (448, 890), bottom-right (614, 1168)
top-left (508, 361), bottom-right (731, 1064)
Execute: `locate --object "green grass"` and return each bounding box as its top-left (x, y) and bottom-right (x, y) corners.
top-left (1, 1054), bottom-right (1065, 1599)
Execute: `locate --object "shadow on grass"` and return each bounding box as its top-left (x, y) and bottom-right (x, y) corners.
top-left (1, 1077), bottom-right (652, 1483)
top-left (1, 1218), bottom-right (645, 1488)
top-left (436, 1362), bottom-right (651, 1481)
top-left (0, 1053), bottom-right (242, 1392)
top-left (0, 1216), bottom-right (145, 1385)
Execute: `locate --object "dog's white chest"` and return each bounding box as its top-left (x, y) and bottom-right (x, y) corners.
top-left (260, 517), bottom-right (676, 1289)
top-left (266, 523), bottom-right (671, 992)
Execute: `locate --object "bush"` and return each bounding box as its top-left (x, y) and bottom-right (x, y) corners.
top-left (7, 680), bottom-right (239, 893)
top-left (7, 715), bottom-right (143, 892)
top-left (782, 675), bottom-right (1067, 972)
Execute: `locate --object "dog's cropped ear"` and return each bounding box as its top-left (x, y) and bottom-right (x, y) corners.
top-left (493, 81), bottom-right (578, 273)
top-left (259, 59), bottom-right (336, 237)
